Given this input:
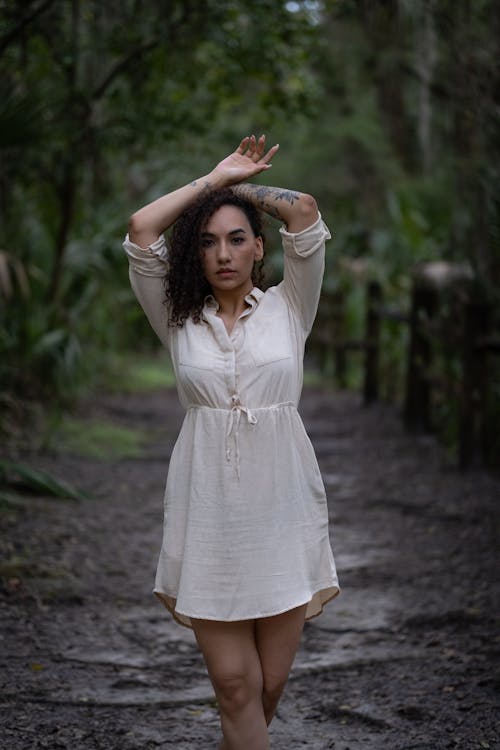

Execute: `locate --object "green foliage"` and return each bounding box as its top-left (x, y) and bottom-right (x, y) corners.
top-left (100, 351), bottom-right (176, 393)
top-left (52, 417), bottom-right (151, 460)
top-left (0, 0), bottom-right (499, 463)
top-left (0, 459), bottom-right (88, 501)
top-left (0, 0), bottom-right (322, 424)
top-left (303, 0), bottom-right (499, 461)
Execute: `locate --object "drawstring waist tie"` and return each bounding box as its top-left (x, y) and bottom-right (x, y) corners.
top-left (187, 397), bottom-right (295, 479)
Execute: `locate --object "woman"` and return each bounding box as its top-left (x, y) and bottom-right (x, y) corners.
top-left (124, 135), bottom-right (339, 750)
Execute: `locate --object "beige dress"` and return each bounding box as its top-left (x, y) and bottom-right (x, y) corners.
top-left (123, 214), bottom-right (339, 628)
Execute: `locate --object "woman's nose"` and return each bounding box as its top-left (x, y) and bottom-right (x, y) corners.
top-left (216, 241), bottom-right (231, 262)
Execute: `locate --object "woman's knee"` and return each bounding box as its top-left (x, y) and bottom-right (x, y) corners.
top-left (213, 664), bottom-right (263, 715)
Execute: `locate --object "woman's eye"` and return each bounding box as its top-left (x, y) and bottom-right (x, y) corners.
top-left (201, 239), bottom-right (213, 249)
top-left (232, 237), bottom-right (244, 245)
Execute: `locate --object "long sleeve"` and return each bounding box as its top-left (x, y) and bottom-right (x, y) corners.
top-left (278, 213), bottom-right (331, 335)
top-left (123, 233), bottom-right (171, 350)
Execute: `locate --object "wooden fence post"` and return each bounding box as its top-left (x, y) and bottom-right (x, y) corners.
top-left (333, 289), bottom-right (347, 388)
top-left (404, 276), bottom-right (438, 431)
top-left (364, 281), bottom-right (382, 404)
top-left (459, 300), bottom-right (491, 469)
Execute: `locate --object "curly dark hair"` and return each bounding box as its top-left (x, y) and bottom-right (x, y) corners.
top-left (164, 187), bottom-right (265, 326)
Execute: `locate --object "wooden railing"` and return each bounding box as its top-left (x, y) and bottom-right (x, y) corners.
top-left (308, 262), bottom-right (500, 469)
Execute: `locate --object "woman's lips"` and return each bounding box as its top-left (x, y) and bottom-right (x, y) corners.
top-left (217, 269), bottom-right (236, 276)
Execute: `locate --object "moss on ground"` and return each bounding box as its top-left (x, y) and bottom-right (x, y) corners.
top-left (102, 351), bottom-right (176, 393)
top-left (54, 418), bottom-right (151, 460)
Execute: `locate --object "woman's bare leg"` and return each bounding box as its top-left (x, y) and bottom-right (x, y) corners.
top-left (255, 604), bottom-right (308, 725)
top-left (192, 618), bottom-right (269, 750)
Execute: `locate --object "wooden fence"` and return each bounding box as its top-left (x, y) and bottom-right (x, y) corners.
top-left (309, 262), bottom-right (500, 469)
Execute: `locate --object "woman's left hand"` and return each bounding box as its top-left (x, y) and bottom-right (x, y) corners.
top-left (210, 135), bottom-right (279, 186)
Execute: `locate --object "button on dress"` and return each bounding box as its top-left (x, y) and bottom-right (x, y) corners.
top-left (123, 215), bottom-right (339, 628)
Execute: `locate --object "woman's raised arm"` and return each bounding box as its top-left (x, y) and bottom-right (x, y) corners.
top-left (128, 135), bottom-right (279, 248)
top-left (231, 182), bottom-right (319, 233)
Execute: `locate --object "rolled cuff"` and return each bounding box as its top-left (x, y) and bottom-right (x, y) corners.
top-left (279, 213), bottom-right (331, 258)
top-left (123, 233), bottom-right (169, 277)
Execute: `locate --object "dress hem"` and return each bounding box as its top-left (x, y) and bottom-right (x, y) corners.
top-left (153, 583), bottom-right (340, 630)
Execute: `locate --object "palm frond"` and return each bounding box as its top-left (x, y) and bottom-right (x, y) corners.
top-left (0, 459), bottom-right (89, 501)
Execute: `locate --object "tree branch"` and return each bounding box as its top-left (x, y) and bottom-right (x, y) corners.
top-left (400, 62), bottom-right (451, 102)
top-left (91, 38), bottom-right (160, 101)
top-left (0, 0), bottom-right (58, 56)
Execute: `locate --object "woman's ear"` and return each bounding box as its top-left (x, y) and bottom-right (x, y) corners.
top-left (254, 236), bottom-right (264, 262)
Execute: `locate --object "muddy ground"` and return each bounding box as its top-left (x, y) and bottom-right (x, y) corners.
top-left (1, 385), bottom-right (499, 749)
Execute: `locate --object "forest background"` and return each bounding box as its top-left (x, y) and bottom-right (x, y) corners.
top-left (1, 0), bottom-right (499, 460)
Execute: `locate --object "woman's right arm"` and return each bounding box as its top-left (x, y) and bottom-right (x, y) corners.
top-left (128, 176), bottom-right (223, 249)
top-left (128, 135), bottom-right (279, 248)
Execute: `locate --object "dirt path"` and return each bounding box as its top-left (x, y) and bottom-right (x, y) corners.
top-left (1, 386), bottom-right (499, 749)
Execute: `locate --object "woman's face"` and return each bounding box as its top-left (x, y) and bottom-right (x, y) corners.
top-left (200, 205), bottom-right (263, 295)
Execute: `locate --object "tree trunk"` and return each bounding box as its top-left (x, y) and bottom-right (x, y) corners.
top-left (416, 0), bottom-right (437, 172)
top-left (359, 0), bottom-right (416, 171)
top-left (46, 0), bottom-right (80, 304)
top-left (46, 162), bottom-right (77, 304)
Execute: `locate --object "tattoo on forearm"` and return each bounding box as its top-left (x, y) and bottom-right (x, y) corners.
top-left (190, 179), bottom-right (212, 193)
top-left (232, 184), bottom-right (302, 221)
